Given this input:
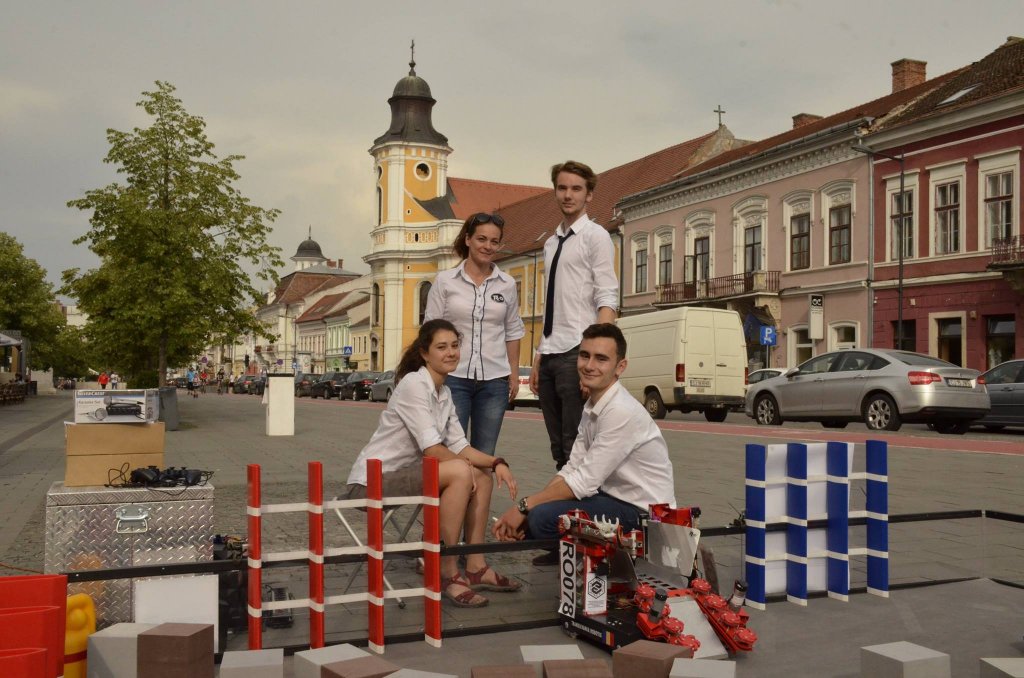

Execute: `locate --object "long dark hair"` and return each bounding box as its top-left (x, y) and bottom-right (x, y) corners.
top-left (395, 319), bottom-right (460, 382)
top-left (452, 212), bottom-right (505, 259)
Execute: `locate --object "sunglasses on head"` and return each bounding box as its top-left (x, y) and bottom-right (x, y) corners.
top-left (467, 212), bottom-right (505, 228)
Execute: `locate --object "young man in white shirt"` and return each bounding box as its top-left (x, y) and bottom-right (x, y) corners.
top-left (494, 323), bottom-right (675, 547)
top-left (530, 161), bottom-right (619, 471)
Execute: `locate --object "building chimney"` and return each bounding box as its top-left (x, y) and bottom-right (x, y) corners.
top-left (792, 113), bottom-right (823, 129)
top-left (891, 59), bottom-right (927, 93)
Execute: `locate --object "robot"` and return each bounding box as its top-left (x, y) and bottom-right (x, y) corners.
top-left (556, 505), bottom-right (756, 656)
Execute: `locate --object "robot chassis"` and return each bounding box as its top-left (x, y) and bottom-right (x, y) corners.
top-left (556, 505), bottom-right (757, 656)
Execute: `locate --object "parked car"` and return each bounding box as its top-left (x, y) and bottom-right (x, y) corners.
top-left (369, 371), bottom-right (396, 402)
top-left (172, 377), bottom-right (188, 389)
top-left (977, 359), bottom-right (1024, 431)
top-left (309, 371), bottom-right (350, 399)
top-left (745, 349), bottom-right (989, 433)
top-left (294, 372), bottom-right (316, 397)
top-left (508, 366), bottom-right (538, 410)
top-left (745, 367), bottom-right (788, 393)
top-left (247, 376), bottom-right (267, 396)
top-left (233, 374), bottom-right (257, 394)
top-left (337, 371), bottom-right (381, 401)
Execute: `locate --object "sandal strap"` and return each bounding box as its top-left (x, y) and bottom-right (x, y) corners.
top-left (466, 566), bottom-right (513, 587)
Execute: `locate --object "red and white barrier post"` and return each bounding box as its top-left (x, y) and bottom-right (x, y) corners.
top-left (422, 457), bottom-right (442, 647)
top-left (308, 461), bottom-right (325, 649)
top-left (246, 464), bottom-right (263, 649)
top-left (366, 458), bottom-right (385, 654)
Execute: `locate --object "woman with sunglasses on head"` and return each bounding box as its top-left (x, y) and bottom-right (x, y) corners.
top-left (425, 212), bottom-right (525, 458)
top-left (345, 319), bottom-right (521, 608)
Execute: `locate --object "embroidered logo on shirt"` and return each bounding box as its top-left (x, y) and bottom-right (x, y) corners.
top-left (490, 293), bottom-right (505, 303)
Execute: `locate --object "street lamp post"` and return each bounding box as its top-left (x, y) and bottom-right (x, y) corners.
top-left (853, 143), bottom-right (906, 350)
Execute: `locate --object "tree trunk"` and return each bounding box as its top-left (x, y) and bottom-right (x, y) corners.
top-left (158, 333), bottom-right (168, 387)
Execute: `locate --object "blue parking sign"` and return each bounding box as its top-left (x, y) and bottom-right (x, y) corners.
top-left (760, 326), bottom-right (777, 346)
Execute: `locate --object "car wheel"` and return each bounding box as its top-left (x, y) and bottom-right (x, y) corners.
top-left (821, 420), bottom-right (848, 429)
top-left (983, 424), bottom-right (1005, 432)
top-left (754, 394), bottom-right (782, 426)
top-left (352, 389), bottom-right (359, 401)
top-left (644, 391), bottom-right (667, 419)
top-left (934, 420), bottom-right (970, 435)
top-left (863, 394), bottom-right (902, 431)
top-left (704, 409), bottom-right (727, 423)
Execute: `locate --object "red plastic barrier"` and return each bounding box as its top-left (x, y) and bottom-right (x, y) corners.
top-left (0, 648), bottom-right (48, 678)
top-left (0, 606), bottom-right (62, 678)
top-left (0, 574), bottom-right (67, 678)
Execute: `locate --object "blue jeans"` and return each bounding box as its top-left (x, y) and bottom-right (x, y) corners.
top-left (526, 491), bottom-right (644, 541)
top-left (446, 375), bottom-right (509, 455)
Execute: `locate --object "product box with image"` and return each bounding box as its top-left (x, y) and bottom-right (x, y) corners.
top-left (74, 389), bottom-right (160, 424)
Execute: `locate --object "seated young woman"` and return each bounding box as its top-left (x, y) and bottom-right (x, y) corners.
top-left (345, 319), bottom-right (521, 608)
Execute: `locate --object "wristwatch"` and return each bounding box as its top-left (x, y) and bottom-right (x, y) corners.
top-left (517, 496), bottom-right (530, 515)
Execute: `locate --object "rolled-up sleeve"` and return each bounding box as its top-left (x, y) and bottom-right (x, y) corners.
top-left (558, 410), bottom-right (634, 499)
top-left (504, 284), bottom-right (526, 341)
top-left (394, 381), bottom-right (446, 451)
top-left (443, 408), bottom-right (470, 454)
top-left (423, 276), bottom-right (446, 322)
top-left (589, 229), bottom-right (619, 311)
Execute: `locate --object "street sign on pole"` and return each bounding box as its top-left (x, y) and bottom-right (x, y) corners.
top-left (342, 346), bottom-right (353, 356)
top-left (759, 326), bottom-right (777, 347)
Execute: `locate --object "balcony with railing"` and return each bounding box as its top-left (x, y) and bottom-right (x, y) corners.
top-left (990, 236), bottom-right (1024, 268)
top-left (656, 270), bottom-right (780, 305)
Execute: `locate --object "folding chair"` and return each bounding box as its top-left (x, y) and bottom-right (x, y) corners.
top-left (333, 497), bottom-right (422, 608)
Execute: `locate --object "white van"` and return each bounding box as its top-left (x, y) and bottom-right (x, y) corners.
top-left (617, 307), bottom-right (747, 421)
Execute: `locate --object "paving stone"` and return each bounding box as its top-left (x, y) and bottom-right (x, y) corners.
top-left (220, 648), bottom-right (284, 678)
top-left (981, 658), bottom-right (1024, 678)
top-left (860, 641), bottom-right (950, 678)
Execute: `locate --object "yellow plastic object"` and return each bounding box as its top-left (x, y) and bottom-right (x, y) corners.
top-left (64, 593), bottom-right (95, 678)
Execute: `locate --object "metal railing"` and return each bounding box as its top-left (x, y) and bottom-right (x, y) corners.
top-left (991, 236), bottom-right (1024, 266)
top-left (656, 270), bottom-right (780, 304)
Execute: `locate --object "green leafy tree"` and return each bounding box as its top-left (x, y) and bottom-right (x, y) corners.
top-left (0, 231), bottom-right (66, 369)
top-left (64, 81), bottom-right (283, 385)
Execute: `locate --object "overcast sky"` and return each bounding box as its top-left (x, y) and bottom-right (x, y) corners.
top-left (3, 1), bottom-right (1021, 298)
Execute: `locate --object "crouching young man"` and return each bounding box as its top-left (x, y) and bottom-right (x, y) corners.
top-left (492, 323), bottom-right (675, 555)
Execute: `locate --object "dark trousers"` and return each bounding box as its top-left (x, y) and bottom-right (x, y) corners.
top-left (526, 491), bottom-right (644, 540)
top-left (538, 348), bottom-right (584, 469)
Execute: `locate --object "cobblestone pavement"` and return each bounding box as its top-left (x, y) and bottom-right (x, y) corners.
top-left (2, 391), bottom-right (1023, 676)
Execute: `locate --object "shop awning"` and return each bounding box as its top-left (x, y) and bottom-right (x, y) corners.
top-left (0, 332), bottom-right (22, 347)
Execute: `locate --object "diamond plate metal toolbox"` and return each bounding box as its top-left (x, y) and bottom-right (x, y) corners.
top-left (44, 482), bottom-right (214, 627)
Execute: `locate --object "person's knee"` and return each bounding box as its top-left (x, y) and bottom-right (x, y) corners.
top-left (440, 459), bottom-right (473, 490)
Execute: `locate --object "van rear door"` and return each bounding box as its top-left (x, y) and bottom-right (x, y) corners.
top-left (684, 313), bottom-right (716, 397)
top-left (713, 312), bottom-right (746, 398)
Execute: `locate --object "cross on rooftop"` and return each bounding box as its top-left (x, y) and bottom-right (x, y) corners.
top-left (409, 39), bottom-right (416, 75)
top-left (714, 105), bottom-right (726, 126)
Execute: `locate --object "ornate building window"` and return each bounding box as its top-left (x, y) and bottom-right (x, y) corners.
top-left (631, 235), bottom-right (649, 294)
top-left (885, 172), bottom-right (919, 261)
top-left (683, 211), bottom-right (714, 287)
top-left (783, 192), bottom-right (812, 272)
top-left (734, 197), bottom-right (767, 274)
top-left (977, 150), bottom-right (1019, 248)
top-left (820, 182), bottom-right (853, 265)
top-left (418, 281), bottom-right (431, 326)
top-left (927, 161), bottom-right (965, 256)
top-left (656, 228), bottom-right (673, 286)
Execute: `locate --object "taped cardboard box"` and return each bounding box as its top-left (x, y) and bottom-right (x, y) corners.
top-left (74, 389), bottom-right (160, 424)
top-left (65, 422), bottom-right (165, 487)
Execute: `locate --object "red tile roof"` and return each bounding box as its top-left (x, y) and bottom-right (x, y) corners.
top-left (446, 178), bottom-right (548, 221)
top-left (668, 70), bottom-right (962, 184)
top-left (495, 131), bottom-right (721, 256)
top-left (878, 37), bottom-right (1024, 131)
top-left (271, 273), bottom-right (352, 306)
top-left (296, 292), bottom-right (351, 323)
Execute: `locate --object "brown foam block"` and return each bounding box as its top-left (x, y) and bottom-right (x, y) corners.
top-left (543, 658), bottom-right (613, 678)
top-left (470, 666), bottom-right (537, 678)
top-left (613, 640), bottom-right (693, 678)
top-left (137, 622), bottom-right (214, 675)
top-left (321, 655), bottom-right (400, 677)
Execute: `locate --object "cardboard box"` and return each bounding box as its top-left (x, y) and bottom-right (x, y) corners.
top-left (65, 422), bottom-right (165, 487)
top-left (613, 640), bottom-right (693, 678)
top-left (74, 389), bottom-right (159, 424)
top-left (321, 655), bottom-right (400, 677)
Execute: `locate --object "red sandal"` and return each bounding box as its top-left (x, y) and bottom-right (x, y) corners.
top-left (464, 565), bottom-right (522, 592)
top-left (441, 573), bottom-right (489, 608)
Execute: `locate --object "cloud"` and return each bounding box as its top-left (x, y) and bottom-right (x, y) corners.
top-left (0, 80), bottom-right (61, 122)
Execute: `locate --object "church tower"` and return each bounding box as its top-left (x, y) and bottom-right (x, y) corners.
top-left (364, 44), bottom-right (456, 370)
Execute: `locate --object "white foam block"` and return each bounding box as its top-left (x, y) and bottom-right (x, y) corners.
top-left (133, 574), bottom-right (220, 652)
top-left (293, 644), bottom-right (371, 678)
top-left (87, 623), bottom-right (157, 678)
top-left (220, 648), bottom-right (284, 678)
top-left (669, 658), bottom-right (736, 677)
top-left (861, 641), bottom-right (950, 678)
top-left (981, 658), bottom-right (1024, 678)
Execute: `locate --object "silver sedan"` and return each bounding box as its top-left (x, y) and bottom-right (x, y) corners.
top-left (744, 349), bottom-right (990, 434)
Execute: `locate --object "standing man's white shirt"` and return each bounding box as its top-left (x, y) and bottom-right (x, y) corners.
top-left (425, 261), bottom-right (525, 380)
top-left (346, 366), bottom-right (469, 486)
top-left (558, 380), bottom-right (675, 511)
top-left (538, 214), bottom-right (619, 355)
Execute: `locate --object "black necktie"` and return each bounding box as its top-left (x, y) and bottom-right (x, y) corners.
top-left (543, 230), bottom-right (575, 337)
